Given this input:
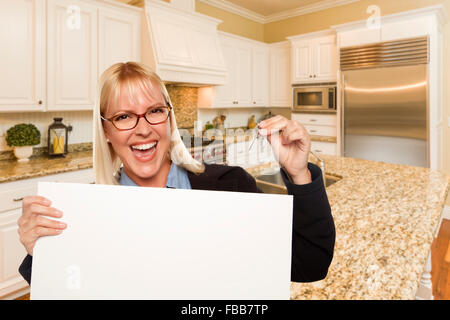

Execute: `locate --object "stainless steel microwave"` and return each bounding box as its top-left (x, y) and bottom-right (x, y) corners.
top-left (293, 84), bottom-right (337, 112)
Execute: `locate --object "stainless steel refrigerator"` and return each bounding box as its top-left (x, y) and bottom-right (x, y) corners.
top-left (341, 37), bottom-right (429, 168)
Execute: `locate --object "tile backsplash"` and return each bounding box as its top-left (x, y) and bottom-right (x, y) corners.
top-left (165, 85), bottom-right (198, 128)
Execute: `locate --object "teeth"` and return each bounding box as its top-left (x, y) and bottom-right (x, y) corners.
top-left (132, 142), bottom-right (157, 151)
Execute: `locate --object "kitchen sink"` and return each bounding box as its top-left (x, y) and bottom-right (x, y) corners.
top-left (254, 171), bottom-right (341, 195)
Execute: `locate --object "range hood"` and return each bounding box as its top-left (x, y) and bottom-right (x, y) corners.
top-left (141, 0), bottom-right (227, 86)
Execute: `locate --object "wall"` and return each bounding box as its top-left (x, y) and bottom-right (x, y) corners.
top-left (195, 0), bottom-right (264, 42)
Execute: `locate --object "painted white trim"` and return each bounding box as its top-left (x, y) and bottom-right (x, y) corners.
top-left (198, 0), bottom-right (361, 24)
top-left (264, 0), bottom-right (360, 23)
top-left (146, 0), bottom-right (223, 25)
top-left (286, 29), bottom-right (336, 41)
top-left (197, 0), bottom-right (266, 24)
top-left (92, 0), bottom-right (143, 13)
top-left (331, 4), bottom-right (448, 32)
top-left (443, 206), bottom-right (450, 220)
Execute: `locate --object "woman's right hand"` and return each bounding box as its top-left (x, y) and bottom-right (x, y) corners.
top-left (17, 196), bottom-right (67, 256)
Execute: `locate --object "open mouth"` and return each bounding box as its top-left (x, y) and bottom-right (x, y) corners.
top-left (130, 141), bottom-right (158, 160)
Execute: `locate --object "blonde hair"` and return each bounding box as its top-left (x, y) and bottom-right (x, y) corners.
top-left (93, 62), bottom-right (204, 185)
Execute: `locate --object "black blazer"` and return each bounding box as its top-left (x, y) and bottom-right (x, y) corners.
top-left (19, 162), bottom-right (335, 284)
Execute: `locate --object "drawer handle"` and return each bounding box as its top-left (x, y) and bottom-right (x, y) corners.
top-left (310, 119), bottom-right (317, 122)
top-left (310, 130), bottom-right (317, 133)
top-left (13, 197), bottom-right (24, 202)
top-left (314, 150), bottom-right (322, 153)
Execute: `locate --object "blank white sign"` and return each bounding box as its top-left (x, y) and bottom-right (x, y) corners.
top-left (31, 182), bottom-right (293, 300)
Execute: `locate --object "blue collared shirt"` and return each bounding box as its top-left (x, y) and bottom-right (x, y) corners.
top-left (119, 163), bottom-right (192, 189)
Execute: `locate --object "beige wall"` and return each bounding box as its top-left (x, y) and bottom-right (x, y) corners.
top-left (263, 0), bottom-right (447, 42)
top-left (195, 0), bottom-right (264, 41)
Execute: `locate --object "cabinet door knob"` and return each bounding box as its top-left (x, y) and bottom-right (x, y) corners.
top-left (314, 75), bottom-right (317, 78)
top-left (309, 75), bottom-right (313, 78)
top-left (38, 100), bottom-right (42, 105)
top-left (253, 101), bottom-right (256, 104)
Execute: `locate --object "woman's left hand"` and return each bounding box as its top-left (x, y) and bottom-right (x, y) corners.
top-left (258, 115), bottom-right (312, 185)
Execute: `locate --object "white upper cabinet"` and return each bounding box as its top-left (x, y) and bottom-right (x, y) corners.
top-left (47, 0), bottom-right (98, 111)
top-left (252, 45), bottom-right (270, 107)
top-left (269, 42), bottom-right (291, 107)
top-left (288, 31), bottom-right (337, 84)
top-left (98, 6), bottom-right (141, 75)
top-left (0, 0), bottom-right (46, 112)
top-left (234, 44), bottom-right (253, 106)
top-left (199, 32), bottom-right (269, 108)
top-left (214, 42), bottom-right (236, 106)
top-left (0, 0), bottom-right (141, 112)
top-left (291, 41), bottom-right (312, 83)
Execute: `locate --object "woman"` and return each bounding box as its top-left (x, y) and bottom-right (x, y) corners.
top-left (18, 62), bottom-right (335, 285)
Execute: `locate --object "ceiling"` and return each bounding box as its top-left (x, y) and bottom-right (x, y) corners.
top-left (225, 0), bottom-right (325, 16)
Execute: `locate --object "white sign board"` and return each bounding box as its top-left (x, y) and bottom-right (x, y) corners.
top-left (31, 182), bottom-right (293, 300)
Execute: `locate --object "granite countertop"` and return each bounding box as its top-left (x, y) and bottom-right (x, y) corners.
top-left (246, 155), bottom-right (449, 300)
top-left (2, 148), bottom-right (449, 300)
top-left (0, 150), bottom-right (93, 183)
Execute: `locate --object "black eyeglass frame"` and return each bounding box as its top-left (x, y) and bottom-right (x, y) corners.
top-left (100, 104), bottom-right (172, 131)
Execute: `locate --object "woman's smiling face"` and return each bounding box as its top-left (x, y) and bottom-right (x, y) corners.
top-left (102, 81), bottom-right (172, 186)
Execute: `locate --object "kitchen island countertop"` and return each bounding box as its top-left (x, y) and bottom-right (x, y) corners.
top-left (246, 155), bottom-right (449, 300)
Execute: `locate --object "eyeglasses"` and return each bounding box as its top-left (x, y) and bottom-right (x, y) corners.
top-left (100, 104), bottom-right (172, 131)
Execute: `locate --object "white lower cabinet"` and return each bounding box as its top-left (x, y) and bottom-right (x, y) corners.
top-left (292, 113), bottom-right (338, 156)
top-left (0, 168), bottom-right (94, 299)
top-left (310, 141), bottom-right (337, 156)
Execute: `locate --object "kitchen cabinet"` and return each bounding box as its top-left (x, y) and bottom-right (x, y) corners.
top-left (0, 168), bottom-right (94, 299)
top-left (288, 31), bottom-right (337, 84)
top-left (292, 113), bottom-right (337, 155)
top-left (310, 141), bottom-right (337, 156)
top-left (98, 6), bottom-right (141, 75)
top-left (200, 32), bottom-right (269, 108)
top-left (269, 42), bottom-right (291, 107)
top-left (0, 0), bottom-right (141, 113)
top-left (251, 45), bottom-right (270, 106)
top-left (0, 0), bottom-right (46, 112)
top-left (47, 0), bottom-right (98, 111)
top-left (226, 139), bottom-right (275, 168)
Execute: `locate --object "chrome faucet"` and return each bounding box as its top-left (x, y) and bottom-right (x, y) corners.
top-left (309, 150), bottom-right (326, 185)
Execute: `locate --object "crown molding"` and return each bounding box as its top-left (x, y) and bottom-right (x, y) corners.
top-left (264, 0), bottom-right (360, 23)
top-left (331, 4), bottom-right (448, 31)
top-left (197, 0), bottom-right (361, 24)
top-left (197, 0), bottom-right (266, 24)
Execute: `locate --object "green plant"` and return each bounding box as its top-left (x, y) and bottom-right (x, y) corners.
top-left (6, 123), bottom-right (41, 147)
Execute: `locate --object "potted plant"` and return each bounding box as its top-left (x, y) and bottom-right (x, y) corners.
top-left (6, 123), bottom-right (41, 162)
